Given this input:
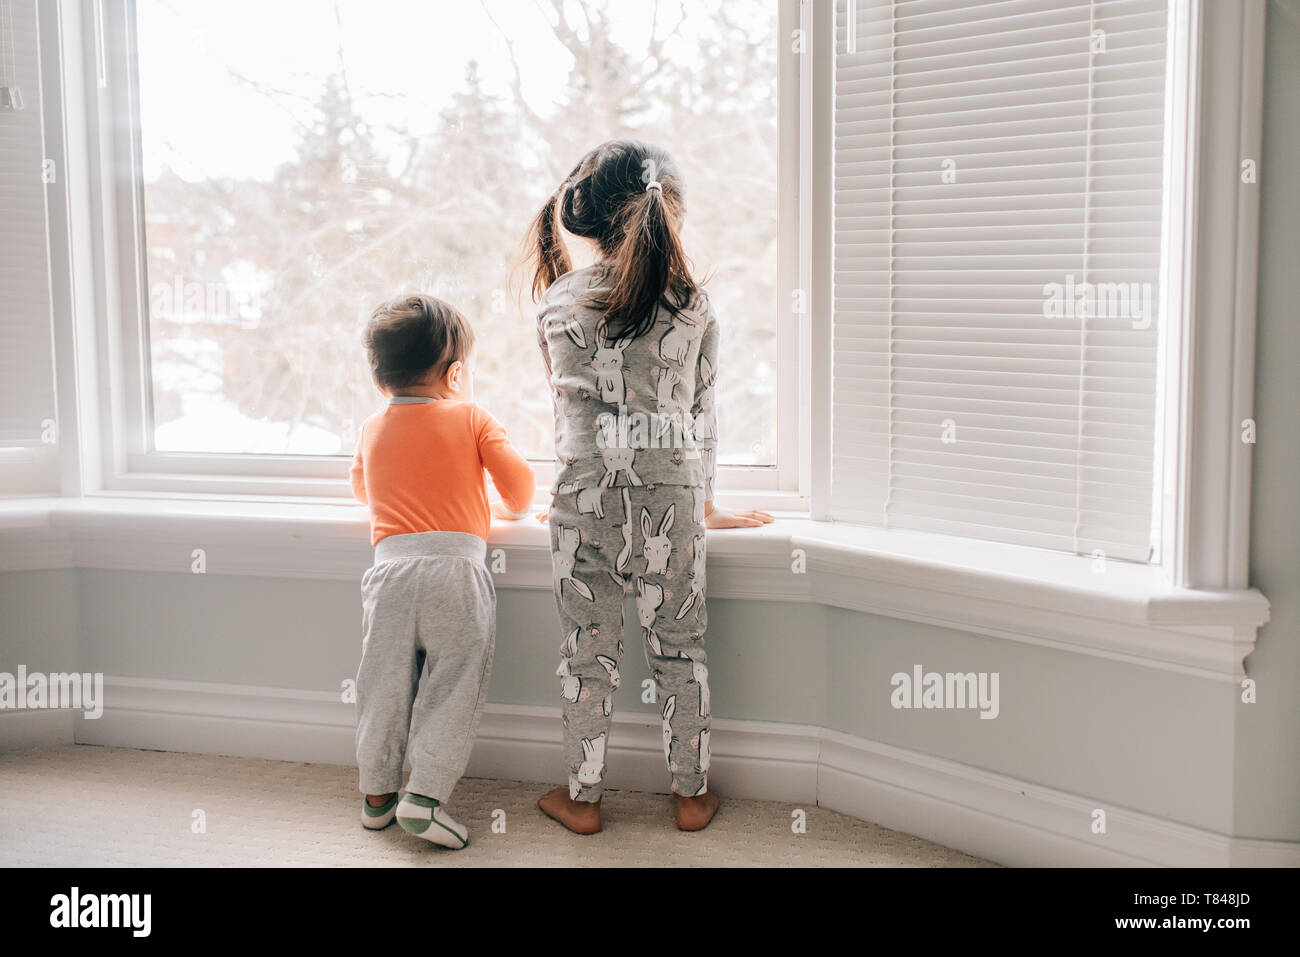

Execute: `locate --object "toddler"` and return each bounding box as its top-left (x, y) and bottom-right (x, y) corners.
top-left (350, 293), bottom-right (534, 847)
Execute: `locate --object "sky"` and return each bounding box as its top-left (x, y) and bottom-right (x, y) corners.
top-left (135, 0), bottom-right (747, 182)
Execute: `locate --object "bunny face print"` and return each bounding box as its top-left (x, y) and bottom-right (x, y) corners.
top-left (553, 525), bottom-right (595, 602)
top-left (636, 577), bottom-right (664, 635)
top-left (557, 627), bottom-right (582, 702)
top-left (591, 329), bottom-right (632, 404)
top-left (661, 694), bottom-right (677, 764)
top-left (674, 534), bottom-right (706, 621)
top-left (571, 732), bottom-right (607, 797)
top-left (660, 312), bottom-right (704, 365)
top-left (537, 264), bottom-right (720, 501)
top-left (640, 503), bottom-right (675, 574)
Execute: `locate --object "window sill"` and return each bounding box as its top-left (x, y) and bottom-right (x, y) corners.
top-left (0, 495), bottom-right (1268, 682)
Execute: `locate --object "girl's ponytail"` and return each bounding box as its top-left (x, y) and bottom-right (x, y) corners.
top-left (521, 140), bottom-right (700, 342)
top-left (521, 190), bottom-right (572, 304)
top-left (601, 178), bottom-right (694, 341)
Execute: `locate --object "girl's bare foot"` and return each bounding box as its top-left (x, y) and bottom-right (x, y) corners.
top-left (538, 785), bottom-right (602, 834)
top-left (366, 791), bottom-right (397, 807)
top-left (675, 791), bottom-right (719, 831)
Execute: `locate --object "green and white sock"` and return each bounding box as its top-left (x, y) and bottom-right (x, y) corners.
top-left (361, 793), bottom-right (399, 830)
top-left (397, 793), bottom-right (469, 849)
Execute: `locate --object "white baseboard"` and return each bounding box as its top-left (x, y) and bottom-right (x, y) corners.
top-left (818, 731), bottom-right (1256, 867)
top-left (0, 707), bottom-right (75, 751)
top-left (51, 676), bottom-right (1300, 868)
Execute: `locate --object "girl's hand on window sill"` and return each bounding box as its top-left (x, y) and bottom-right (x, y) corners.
top-left (703, 503), bottom-right (774, 529)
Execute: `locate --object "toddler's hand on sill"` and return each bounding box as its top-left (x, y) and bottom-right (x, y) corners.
top-left (704, 503), bottom-right (774, 529)
top-left (491, 502), bottom-right (533, 522)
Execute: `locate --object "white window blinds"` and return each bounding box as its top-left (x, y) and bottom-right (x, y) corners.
top-left (831, 0), bottom-right (1167, 562)
top-left (0, 0), bottom-right (56, 448)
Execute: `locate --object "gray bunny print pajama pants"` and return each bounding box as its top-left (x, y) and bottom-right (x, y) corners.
top-left (549, 483), bottom-right (711, 802)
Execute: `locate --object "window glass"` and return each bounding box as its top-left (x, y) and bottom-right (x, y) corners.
top-left (136, 0), bottom-right (778, 463)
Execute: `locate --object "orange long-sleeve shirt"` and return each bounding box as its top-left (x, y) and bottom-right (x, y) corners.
top-left (350, 398), bottom-right (535, 546)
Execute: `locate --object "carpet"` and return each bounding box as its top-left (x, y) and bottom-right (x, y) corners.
top-left (0, 745), bottom-right (993, 867)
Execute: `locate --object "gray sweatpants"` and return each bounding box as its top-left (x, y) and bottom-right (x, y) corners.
top-left (549, 484), bottom-right (711, 802)
top-left (355, 531), bottom-right (496, 803)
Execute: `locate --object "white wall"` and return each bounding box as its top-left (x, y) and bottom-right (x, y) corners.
top-left (1234, 0), bottom-right (1300, 843)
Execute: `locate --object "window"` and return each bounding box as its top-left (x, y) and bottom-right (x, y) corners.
top-left (829, 0), bottom-right (1169, 562)
top-left (40, 0), bottom-right (1264, 596)
top-left (132, 0), bottom-right (780, 469)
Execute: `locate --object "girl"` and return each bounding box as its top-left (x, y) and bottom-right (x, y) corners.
top-left (522, 139), bottom-right (773, 834)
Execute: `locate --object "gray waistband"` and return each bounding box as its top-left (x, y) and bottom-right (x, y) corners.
top-left (374, 531), bottom-right (486, 565)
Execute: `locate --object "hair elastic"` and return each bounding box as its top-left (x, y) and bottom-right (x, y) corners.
top-left (645, 180), bottom-right (663, 192)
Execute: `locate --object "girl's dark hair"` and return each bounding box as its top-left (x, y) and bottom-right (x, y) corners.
top-left (521, 139), bottom-right (700, 341)
top-left (364, 293), bottom-right (474, 390)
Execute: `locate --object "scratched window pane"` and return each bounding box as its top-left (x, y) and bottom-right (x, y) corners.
top-left (136, 0), bottom-right (778, 463)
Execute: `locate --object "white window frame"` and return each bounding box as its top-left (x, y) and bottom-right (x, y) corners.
top-left (42, 0), bottom-right (808, 509)
top-left (805, 0), bottom-right (1264, 592)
